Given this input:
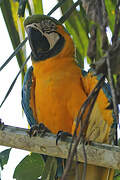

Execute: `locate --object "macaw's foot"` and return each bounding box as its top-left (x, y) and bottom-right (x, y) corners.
top-left (82, 139), bottom-right (92, 146)
top-left (29, 123), bottom-right (51, 137)
top-left (56, 130), bottom-right (72, 145)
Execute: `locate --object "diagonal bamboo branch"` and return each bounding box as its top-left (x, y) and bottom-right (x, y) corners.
top-left (0, 124), bottom-right (120, 170)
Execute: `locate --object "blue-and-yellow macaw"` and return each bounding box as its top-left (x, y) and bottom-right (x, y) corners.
top-left (22, 14), bottom-right (114, 180)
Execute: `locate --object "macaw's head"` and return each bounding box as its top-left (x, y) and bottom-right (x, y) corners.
top-left (24, 15), bottom-right (75, 61)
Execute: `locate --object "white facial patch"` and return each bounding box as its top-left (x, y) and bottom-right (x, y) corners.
top-left (44, 32), bottom-right (60, 50)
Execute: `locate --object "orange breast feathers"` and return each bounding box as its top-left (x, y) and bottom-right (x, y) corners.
top-left (31, 59), bottom-right (87, 134)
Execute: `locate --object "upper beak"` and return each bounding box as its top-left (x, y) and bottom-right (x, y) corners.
top-left (26, 26), bottom-right (50, 58)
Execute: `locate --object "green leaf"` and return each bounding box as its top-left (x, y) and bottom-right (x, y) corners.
top-left (28, 0), bottom-right (43, 14)
top-left (13, 153), bottom-right (45, 180)
top-left (96, 26), bottom-right (103, 60)
top-left (0, 148), bottom-right (11, 169)
top-left (114, 169), bottom-right (120, 180)
top-left (18, 0), bottom-right (27, 17)
top-left (41, 157), bottom-right (57, 180)
top-left (105, 0), bottom-right (116, 32)
top-left (58, 0), bottom-right (89, 68)
top-left (0, 0), bottom-right (26, 78)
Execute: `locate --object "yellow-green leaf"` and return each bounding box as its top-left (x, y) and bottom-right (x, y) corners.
top-left (0, 0), bottom-right (26, 78)
top-left (28, 0), bottom-right (43, 14)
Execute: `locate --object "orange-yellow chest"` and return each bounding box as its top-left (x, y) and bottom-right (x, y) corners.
top-left (32, 58), bottom-right (87, 134)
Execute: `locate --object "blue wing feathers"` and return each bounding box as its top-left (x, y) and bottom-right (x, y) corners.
top-left (22, 66), bottom-right (37, 126)
top-left (22, 66), bottom-right (63, 178)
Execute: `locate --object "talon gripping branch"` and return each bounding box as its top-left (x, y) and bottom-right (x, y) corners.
top-left (22, 15), bottom-right (114, 180)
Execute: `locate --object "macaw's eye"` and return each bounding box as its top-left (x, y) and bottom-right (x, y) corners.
top-left (27, 27), bottom-right (50, 56)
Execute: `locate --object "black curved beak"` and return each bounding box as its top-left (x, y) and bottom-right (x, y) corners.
top-left (26, 27), bottom-right (50, 58)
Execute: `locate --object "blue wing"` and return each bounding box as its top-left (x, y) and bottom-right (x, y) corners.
top-left (22, 66), bottom-right (37, 127)
top-left (22, 66), bottom-right (63, 178)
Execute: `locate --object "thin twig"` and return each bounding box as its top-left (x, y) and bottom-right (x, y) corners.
top-left (75, 150), bottom-right (79, 180)
top-left (0, 0), bottom-right (68, 72)
top-left (47, 0), bottom-right (66, 16)
top-left (112, 0), bottom-right (120, 43)
top-left (69, 75), bottom-right (105, 155)
top-left (82, 141), bottom-right (87, 180)
top-left (61, 76), bottom-right (105, 180)
top-left (0, 0), bottom-right (70, 107)
top-left (106, 54), bottom-right (118, 145)
top-left (0, 54), bottom-right (30, 108)
top-left (101, 0), bottom-right (108, 27)
top-left (61, 92), bottom-right (99, 180)
top-left (0, 37), bottom-right (28, 71)
top-left (59, 0), bottom-right (81, 23)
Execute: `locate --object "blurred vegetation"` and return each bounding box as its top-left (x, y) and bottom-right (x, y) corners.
top-left (0, 0), bottom-right (120, 179)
